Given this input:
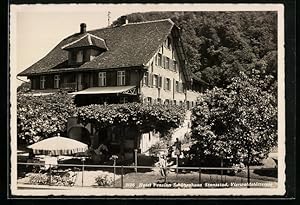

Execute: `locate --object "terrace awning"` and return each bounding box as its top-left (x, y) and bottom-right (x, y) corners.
top-left (21, 92), bottom-right (54, 96)
top-left (69, 86), bottom-right (137, 95)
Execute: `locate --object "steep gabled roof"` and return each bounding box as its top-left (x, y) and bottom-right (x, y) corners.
top-left (61, 33), bottom-right (108, 50)
top-left (18, 19), bottom-right (176, 76)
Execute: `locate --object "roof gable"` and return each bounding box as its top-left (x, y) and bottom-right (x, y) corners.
top-left (61, 33), bottom-right (108, 50)
top-left (18, 19), bottom-right (176, 76)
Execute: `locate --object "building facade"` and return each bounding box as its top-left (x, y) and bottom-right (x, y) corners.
top-left (18, 18), bottom-right (207, 159)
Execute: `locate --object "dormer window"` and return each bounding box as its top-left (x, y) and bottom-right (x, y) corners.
top-left (62, 24), bottom-right (108, 66)
top-left (76, 50), bottom-right (83, 63)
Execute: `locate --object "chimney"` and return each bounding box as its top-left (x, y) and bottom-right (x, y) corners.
top-left (120, 16), bottom-right (128, 25)
top-left (80, 23), bottom-right (86, 34)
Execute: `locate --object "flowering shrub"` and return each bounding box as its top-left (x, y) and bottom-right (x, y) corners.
top-left (51, 171), bottom-right (77, 186)
top-left (18, 91), bottom-right (186, 147)
top-left (76, 103), bottom-right (186, 136)
top-left (95, 174), bottom-right (114, 186)
top-left (28, 173), bottom-right (50, 185)
top-left (27, 172), bottom-right (77, 186)
top-left (17, 91), bottom-right (76, 145)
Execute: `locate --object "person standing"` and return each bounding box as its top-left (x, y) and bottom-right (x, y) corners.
top-left (156, 154), bottom-right (168, 182)
top-left (173, 138), bottom-right (182, 174)
top-left (174, 138), bottom-right (182, 157)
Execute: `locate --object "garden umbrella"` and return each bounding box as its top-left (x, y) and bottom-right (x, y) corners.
top-left (27, 134), bottom-right (88, 156)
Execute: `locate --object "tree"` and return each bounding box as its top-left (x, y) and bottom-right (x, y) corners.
top-left (189, 71), bottom-right (277, 167)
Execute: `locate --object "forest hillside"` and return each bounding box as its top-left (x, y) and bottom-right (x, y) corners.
top-left (113, 11), bottom-right (277, 90)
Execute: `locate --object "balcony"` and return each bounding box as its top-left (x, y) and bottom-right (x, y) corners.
top-left (61, 83), bottom-right (87, 92)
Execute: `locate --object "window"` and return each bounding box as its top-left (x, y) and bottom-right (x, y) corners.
top-left (98, 72), bottom-right (106, 86)
top-left (159, 45), bottom-right (163, 54)
top-left (143, 71), bottom-right (149, 86)
top-left (151, 62), bottom-right (154, 73)
top-left (180, 82), bottom-right (184, 93)
top-left (169, 59), bottom-right (174, 71)
top-left (153, 75), bottom-right (158, 88)
top-left (148, 73), bottom-right (152, 87)
top-left (165, 37), bottom-right (171, 49)
top-left (158, 53), bottom-right (162, 67)
top-left (176, 81), bottom-right (179, 92)
top-left (158, 76), bottom-right (162, 88)
top-left (166, 57), bottom-right (170, 69)
top-left (173, 100), bottom-right (177, 105)
top-left (155, 55), bottom-right (158, 66)
top-left (157, 98), bottom-right (162, 104)
top-left (148, 97), bottom-right (152, 104)
top-left (164, 78), bottom-right (171, 90)
top-left (144, 97), bottom-right (152, 104)
top-left (173, 61), bottom-right (178, 72)
top-left (164, 99), bottom-right (169, 105)
top-left (186, 101), bottom-right (190, 110)
top-left (54, 75), bottom-right (60, 89)
top-left (76, 50), bottom-right (83, 63)
top-left (162, 56), bottom-right (166, 69)
top-left (71, 52), bottom-right (77, 62)
top-left (40, 76), bottom-right (46, 89)
top-left (117, 71), bottom-right (126, 86)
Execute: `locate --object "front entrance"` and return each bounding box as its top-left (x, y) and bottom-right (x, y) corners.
top-left (68, 125), bottom-right (91, 146)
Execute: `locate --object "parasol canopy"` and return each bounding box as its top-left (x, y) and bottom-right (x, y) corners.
top-left (27, 134), bottom-right (88, 155)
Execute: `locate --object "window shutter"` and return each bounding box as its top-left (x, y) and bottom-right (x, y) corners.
top-left (147, 72), bottom-right (151, 87)
top-left (152, 74), bottom-right (154, 87)
top-left (165, 57), bottom-right (167, 69)
top-left (173, 79), bottom-right (175, 91)
top-left (165, 57), bottom-right (168, 69)
top-left (145, 72), bottom-right (148, 86)
top-left (158, 76), bottom-right (162, 88)
top-left (165, 78), bottom-right (167, 90)
top-left (126, 70), bottom-right (130, 85)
